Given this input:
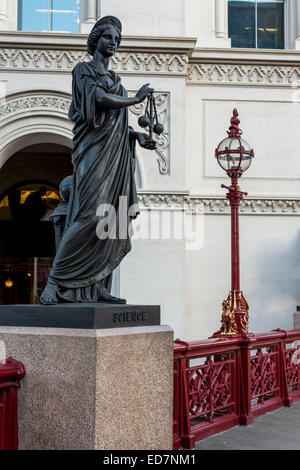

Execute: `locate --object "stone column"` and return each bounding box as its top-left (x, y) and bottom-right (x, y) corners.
top-left (96, 0), bottom-right (101, 19)
top-left (80, 0), bottom-right (97, 33)
top-left (85, 0), bottom-right (97, 23)
top-left (215, 0), bottom-right (227, 39)
top-left (214, 0), bottom-right (231, 47)
top-left (0, 0), bottom-right (8, 30)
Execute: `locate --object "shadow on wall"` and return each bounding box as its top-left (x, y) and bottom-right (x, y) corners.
top-left (248, 228), bottom-right (300, 332)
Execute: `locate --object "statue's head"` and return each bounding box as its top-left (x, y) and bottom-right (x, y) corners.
top-left (87, 16), bottom-right (122, 57)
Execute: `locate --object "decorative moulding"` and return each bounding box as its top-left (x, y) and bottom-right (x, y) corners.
top-left (187, 63), bottom-right (300, 86)
top-left (0, 34), bottom-right (194, 75)
top-left (1, 33), bottom-right (300, 83)
top-left (0, 92), bottom-right (71, 120)
top-left (0, 48), bottom-right (188, 75)
top-left (137, 192), bottom-right (300, 215)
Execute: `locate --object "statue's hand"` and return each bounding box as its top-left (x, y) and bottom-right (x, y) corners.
top-left (135, 84), bottom-right (153, 104)
top-left (136, 133), bottom-right (157, 150)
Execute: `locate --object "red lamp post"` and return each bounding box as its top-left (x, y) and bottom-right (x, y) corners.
top-left (214, 109), bottom-right (254, 337)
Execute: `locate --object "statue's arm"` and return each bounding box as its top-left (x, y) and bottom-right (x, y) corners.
top-left (96, 87), bottom-right (138, 109)
top-left (96, 83), bottom-right (153, 110)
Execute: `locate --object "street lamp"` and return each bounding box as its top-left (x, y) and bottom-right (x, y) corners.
top-left (214, 109), bottom-right (254, 337)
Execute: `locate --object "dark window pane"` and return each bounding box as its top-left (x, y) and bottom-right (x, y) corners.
top-left (50, 0), bottom-right (80, 33)
top-left (228, 1), bottom-right (256, 48)
top-left (257, 1), bottom-right (284, 49)
top-left (18, 0), bottom-right (49, 32)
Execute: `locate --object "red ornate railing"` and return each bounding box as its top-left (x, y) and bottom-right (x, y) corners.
top-left (0, 357), bottom-right (25, 450)
top-left (173, 329), bottom-right (300, 449)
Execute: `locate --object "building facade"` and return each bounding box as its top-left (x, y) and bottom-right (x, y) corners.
top-left (0, 0), bottom-right (299, 340)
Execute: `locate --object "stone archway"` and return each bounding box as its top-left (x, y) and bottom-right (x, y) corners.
top-left (0, 90), bottom-right (73, 170)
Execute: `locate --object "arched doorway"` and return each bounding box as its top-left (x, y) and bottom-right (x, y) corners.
top-left (0, 142), bottom-right (73, 304)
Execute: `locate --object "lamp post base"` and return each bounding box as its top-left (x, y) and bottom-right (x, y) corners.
top-left (212, 290), bottom-right (252, 338)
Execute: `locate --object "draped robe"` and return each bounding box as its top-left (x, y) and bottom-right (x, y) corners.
top-left (47, 61), bottom-right (139, 302)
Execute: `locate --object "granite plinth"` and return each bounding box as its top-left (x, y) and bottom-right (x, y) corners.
top-left (0, 325), bottom-right (173, 450)
top-left (0, 304), bottom-right (160, 329)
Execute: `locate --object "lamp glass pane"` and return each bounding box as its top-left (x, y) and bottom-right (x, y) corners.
top-left (216, 137), bottom-right (253, 171)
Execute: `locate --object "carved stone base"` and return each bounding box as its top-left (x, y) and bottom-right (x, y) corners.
top-left (0, 304), bottom-right (160, 329)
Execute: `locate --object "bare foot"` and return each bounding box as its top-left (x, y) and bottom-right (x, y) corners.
top-left (40, 282), bottom-right (58, 305)
top-left (98, 286), bottom-right (126, 304)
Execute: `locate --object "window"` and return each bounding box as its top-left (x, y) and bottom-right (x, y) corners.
top-left (18, 0), bottom-right (80, 33)
top-left (228, 0), bottom-right (285, 49)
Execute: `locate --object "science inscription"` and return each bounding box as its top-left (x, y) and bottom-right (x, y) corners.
top-left (113, 310), bottom-right (147, 323)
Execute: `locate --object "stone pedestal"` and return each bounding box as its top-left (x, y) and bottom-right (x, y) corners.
top-left (0, 324), bottom-right (173, 450)
top-left (294, 307), bottom-right (300, 329)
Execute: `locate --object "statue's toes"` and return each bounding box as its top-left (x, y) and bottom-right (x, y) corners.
top-left (40, 287), bottom-right (58, 305)
top-left (40, 294), bottom-right (58, 305)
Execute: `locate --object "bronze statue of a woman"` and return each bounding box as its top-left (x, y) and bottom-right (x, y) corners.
top-left (40, 16), bottom-right (155, 305)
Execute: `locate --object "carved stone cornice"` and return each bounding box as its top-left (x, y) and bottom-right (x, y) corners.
top-left (0, 48), bottom-right (188, 75)
top-left (137, 193), bottom-right (300, 215)
top-left (2, 32), bottom-right (299, 83)
top-left (187, 63), bottom-right (300, 86)
top-left (0, 33), bottom-right (194, 75)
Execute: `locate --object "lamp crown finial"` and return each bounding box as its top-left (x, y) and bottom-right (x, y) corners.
top-left (228, 108), bottom-right (242, 137)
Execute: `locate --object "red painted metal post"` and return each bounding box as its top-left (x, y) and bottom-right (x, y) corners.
top-left (280, 340), bottom-right (293, 407)
top-left (173, 358), bottom-right (182, 450)
top-left (0, 357), bottom-right (25, 450)
top-left (223, 179), bottom-right (249, 337)
top-left (214, 109), bottom-right (254, 338)
top-left (230, 177), bottom-right (240, 293)
top-left (239, 342), bottom-right (254, 425)
top-left (180, 357), bottom-right (196, 450)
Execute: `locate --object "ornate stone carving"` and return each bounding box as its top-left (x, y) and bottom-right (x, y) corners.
top-left (138, 193), bottom-right (192, 210)
top-left (0, 48), bottom-right (188, 74)
top-left (0, 49), bottom-right (90, 70)
top-left (137, 193), bottom-right (300, 215)
top-left (0, 93), bottom-right (71, 120)
top-left (111, 53), bottom-right (188, 75)
top-left (129, 92), bottom-right (170, 174)
top-left (187, 63), bottom-right (300, 86)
